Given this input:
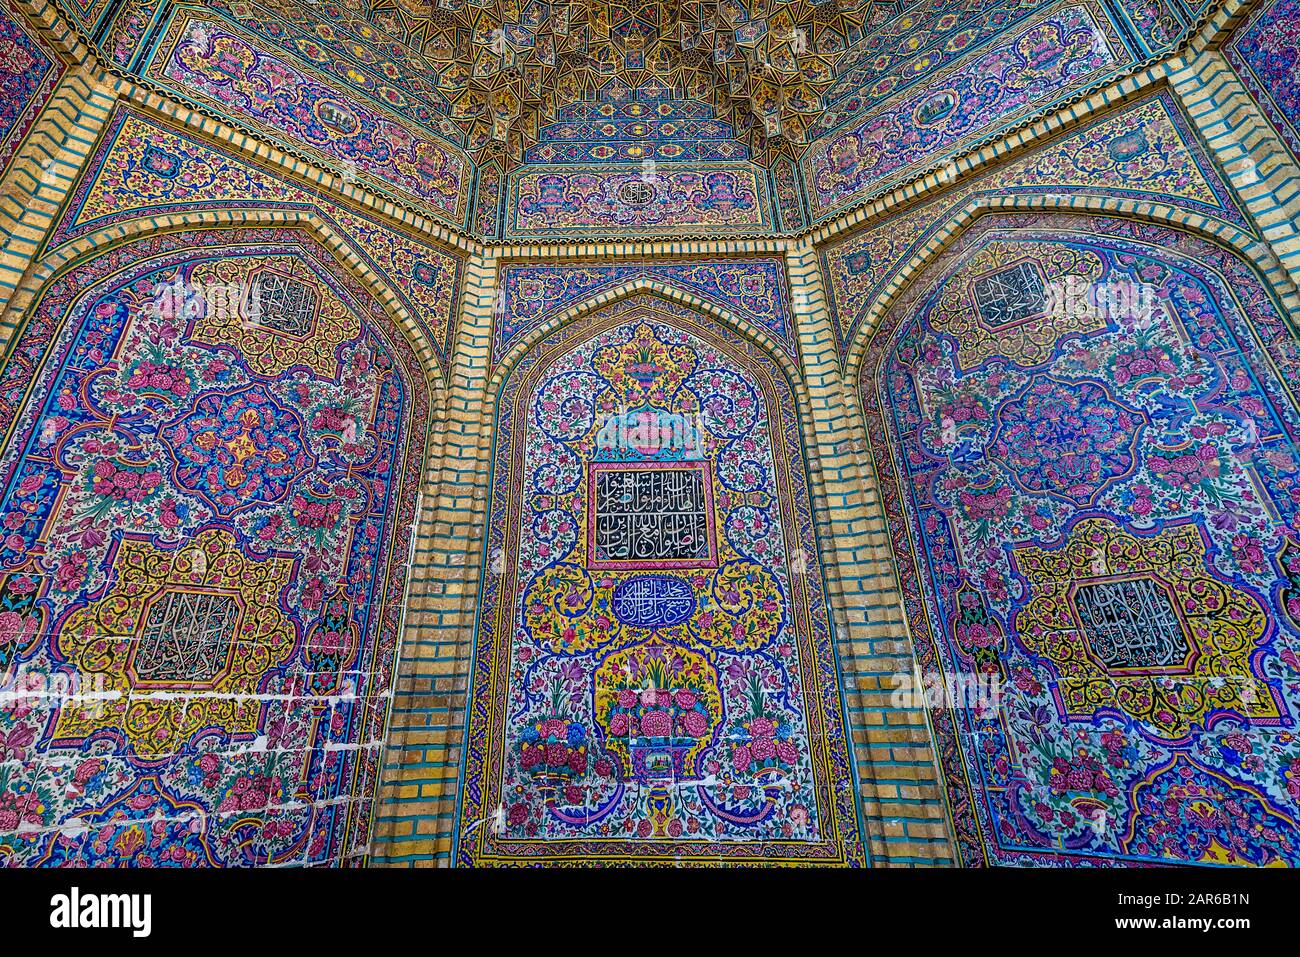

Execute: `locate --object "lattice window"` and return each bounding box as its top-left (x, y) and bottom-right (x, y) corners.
top-left (972, 261), bottom-right (1047, 326)
top-left (1073, 578), bottom-right (1189, 670)
top-left (134, 591), bottom-right (239, 684)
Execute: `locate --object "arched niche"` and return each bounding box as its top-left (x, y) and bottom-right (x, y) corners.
top-left (456, 293), bottom-right (865, 866)
top-left (0, 226), bottom-right (432, 866)
top-left (859, 211), bottom-right (1300, 867)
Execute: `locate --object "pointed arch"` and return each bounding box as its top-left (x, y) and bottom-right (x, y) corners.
top-left (850, 209), bottom-right (1300, 866)
top-left (482, 281), bottom-right (825, 556)
top-left (488, 276), bottom-right (802, 415)
top-left (840, 193), bottom-right (1300, 382)
top-left (0, 214), bottom-right (442, 865)
top-left (2, 207), bottom-right (450, 424)
top-left (456, 289), bottom-right (867, 866)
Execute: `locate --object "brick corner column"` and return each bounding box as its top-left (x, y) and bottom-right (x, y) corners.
top-left (784, 238), bottom-right (955, 866)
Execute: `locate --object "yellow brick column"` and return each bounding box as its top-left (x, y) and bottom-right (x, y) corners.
top-left (370, 250), bottom-right (499, 866)
top-left (1167, 49), bottom-right (1300, 302)
top-left (0, 2), bottom-right (115, 334)
top-left (784, 238), bottom-right (955, 865)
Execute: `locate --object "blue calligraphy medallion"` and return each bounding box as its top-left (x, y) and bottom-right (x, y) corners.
top-left (611, 575), bottom-right (696, 628)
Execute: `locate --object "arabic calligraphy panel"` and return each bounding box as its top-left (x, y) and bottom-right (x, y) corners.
top-left (587, 461), bottom-right (717, 569)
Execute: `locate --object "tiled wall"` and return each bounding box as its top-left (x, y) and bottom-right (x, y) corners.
top-left (2, 0), bottom-right (1300, 868)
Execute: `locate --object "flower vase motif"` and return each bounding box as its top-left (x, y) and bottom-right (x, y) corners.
top-left (951, 578), bottom-right (1006, 679)
top-left (593, 643), bottom-right (722, 782)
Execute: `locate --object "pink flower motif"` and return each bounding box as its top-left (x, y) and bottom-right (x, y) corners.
top-left (1224, 732), bottom-right (1252, 754)
top-left (54, 552), bottom-right (87, 591)
top-left (312, 629), bottom-right (346, 656)
top-left (731, 744), bottom-right (752, 772)
top-left (960, 486), bottom-right (1013, 522)
top-left (1232, 534), bottom-right (1265, 574)
top-left (680, 710), bottom-right (709, 737)
top-left (750, 736), bottom-right (777, 762)
top-left (0, 611), bottom-right (29, 645)
top-left (71, 756), bottom-right (105, 789)
top-left (640, 709), bottom-right (671, 737)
